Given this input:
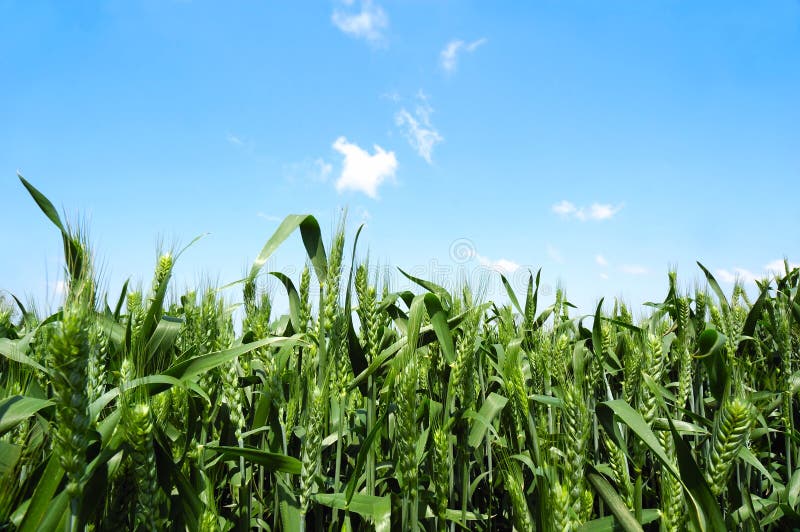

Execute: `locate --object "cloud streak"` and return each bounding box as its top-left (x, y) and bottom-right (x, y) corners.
top-left (621, 264), bottom-right (648, 275)
top-left (332, 0), bottom-right (388, 44)
top-left (395, 92), bottom-right (443, 163)
top-left (440, 38), bottom-right (487, 73)
top-left (283, 158), bottom-right (332, 184)
top-left (476, 254), bottom-right (520, 274)
top-left (716, 259), bottom-right (798, 284)
top-left (552, 200), bottom-right (623, 221)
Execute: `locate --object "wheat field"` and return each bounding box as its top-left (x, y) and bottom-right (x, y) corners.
top-left (2, 176), bottom-right (799, 531)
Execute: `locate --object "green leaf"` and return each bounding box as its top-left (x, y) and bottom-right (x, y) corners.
top-left (737, 284), bottom-right (769, 357)
top-left (598, 399), bottom-right (725, 531)
top-left (788, 467), bottom-right (800, 508)
top-left (696, 262), bottom-right (729, 310)
top-left (0, 441), bottom-right (21, 475)
top-left (33, 490), bottom-right (68, 532)
top-left (398, 267), bottom-right (452, 308)
top-left (18, 454), bottom-right (64, 532)
top-left (163, 336), bottom-right (302, 384)
top-left (0, 396), bottom-right (54, 437)
top-left (113, 278), bottom-right (129, 320)
top-left (666, 415), bottom-right (726, 532)
top-left (138, 256), bottom-right (175, 350)
top-left (313, 493), bottom-right (391, 532)
top-left (344, 224), bottom-right (369, 393)
top-left (348, 305), bottom-right (483, 391)
top-left (345, 404), bottom-right (395, 504)
top-left (18, 174), bottom-right (66, 233)
top-left (424, 293), bottom-right (456, 364)
top-left (591, 299), bottom-right (605, 363)
top-left (247, 214), bottom-right (327, 284)
top-left (577, 510), bottom-right (660, 531)
top-left (277, 476), bottom-right (301, 532)
top-left (468, 392), bottom-right (508, 448)
top-left (696, 329), bottom-right (729, 403)
top-left (270, 272), bottom-right (303, 333)
top-left (586, 465), bottom-right (643, 532)
top-left (145, 315), bottom-right (182, 366)
top-left (0, 338), bottom-right (49, 375)
top-left (206, 445), bottom-right (301, 474)
top-left (499, 273), bottom-right (523, 315)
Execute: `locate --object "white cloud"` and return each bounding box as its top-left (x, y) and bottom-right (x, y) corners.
top-left (599, 273), bottom-right (609, 280)
top-left (332, 136), bottom-right (397, 198)
top-left (582, 203), bottom-right (622, 221)
top-left (381, 90), bottom-right (401, 102)
top-left (552, 200), bottom-right (623, 221)
top-left (715, 259), bottom-right (798, 285)
top-left (257, 212), bottom-right (283, 223)
top-left (715, 268), bottom-right (758, 284)
top-left (53, 280), bottom-right (68, 295)
top-left (552, 200), bottom-right (577, 217)
top-left (226, 133), bottom-right (244, 145)
top-left (395, 92), bottom-right (443, 163)
top-left (476, 254), bottom-right (520, 275)
top-left (356, 206), bottom-right (372, 222)
top-left (332, 0), bottom-right (388, 44)
top-left (764, 259), bottom-right (799, 275)
top-left (440, 37), bottom-right (487, 73)
top-left (621, 264), bottom-right (648, 275)
top-left (595, 254), bottom-right (608, 266)
top-left (284, 158), bottom-right (332, 183)
top-left (547, 244), bottom-right (564, 264)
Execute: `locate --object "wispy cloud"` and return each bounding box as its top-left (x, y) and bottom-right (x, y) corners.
top-left (552, 200), bottom-right (577, 217)
top-left (476, 254), bottom-right (520, 275)
top-left (595, 254), bottom-right (608, 266)
top-left (440, 38), bottom-right (487, 73)
top-left (226, 133), bottom-right (244, 145)
top-left (257, 212), bottom-right (283, 223)
top-left (764, 259), bottom-right (799, 275)
top-left (552, 200), bottom-right (623, 221)
top-left (283, 158), bottom-right (332, 184)
top-left (332, 0), bottom-right (388, 44)
top-left (395, 92), bottom-right (443, 163)
top-left (716, 258), bottom-right (798, 284)
top-left (332, 136), bottom-right (397, 198)
top-left (53, 280), bottom-right (68, 295)
top-left (547, 243), bottom-right (564, 264)
top-left (715, 268), bottom-right (758, 284)
top-left (621, 264), bottom-right (648, 275)
top-left (355, 206), bottom-right (372, 222)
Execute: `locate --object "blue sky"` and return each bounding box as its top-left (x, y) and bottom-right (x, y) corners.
top-left (1, 0), bottom-right (799, 315)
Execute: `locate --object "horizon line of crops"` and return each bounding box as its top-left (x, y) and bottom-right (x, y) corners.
top-left (2, 174), bottom-right (800, 531)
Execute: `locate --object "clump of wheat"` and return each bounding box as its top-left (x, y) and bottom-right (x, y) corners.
top-left (641, 333), bottom-right (666, 425)
top-left (124, 401), bottom-right (162, 530)
top-left (432, 426), bottom-right (449, 527)
top-left (299, 384), bottom-right (326, 516)
top-left (707, 396), bottom-right (756, 496)
top-left (298, 265), bottom-right (312, 333)
top-left (659, 434), bottom-right (686, 532)
top-left (49, 292), bottom-right (92, 500)
top-left (561, 383), bottom-right (593, 525)
top-left (451, 306), bottom-right (479, 409)
top-left (504, 461), bottom-right (533, 532)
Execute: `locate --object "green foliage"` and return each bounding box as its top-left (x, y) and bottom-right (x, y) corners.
top-left (2, 176), bottom-right (800, 530)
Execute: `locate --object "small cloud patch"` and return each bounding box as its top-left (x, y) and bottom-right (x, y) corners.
top-left (552, 200), bottom-right (623, 221)
top-left (440, 38), bottom-right (487, 73)
top-left (332, 136), bottom-right (398, 198)
top-left (332, 0), bottom-right (388, 44)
